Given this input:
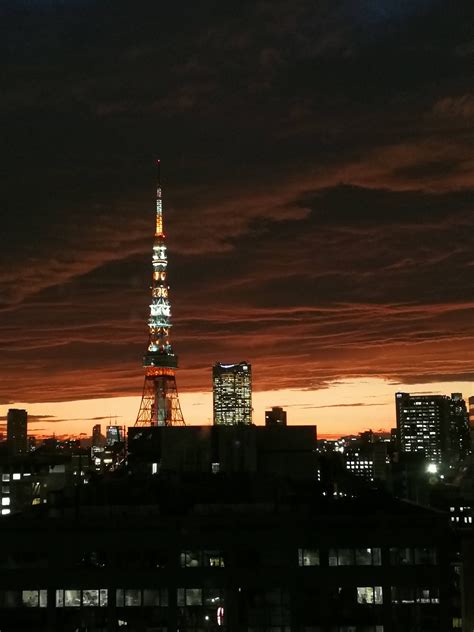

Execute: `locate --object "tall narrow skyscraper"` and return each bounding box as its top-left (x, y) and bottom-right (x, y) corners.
top-left (213, 362), bottom-right (252, 425)
top-left (136, 163), bottom-right (185, 427)
top-left (7, 409), bottom-right (28, 456)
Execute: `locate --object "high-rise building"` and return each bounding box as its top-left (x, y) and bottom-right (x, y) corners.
top-left (92, 424), bottom-right (103, 448)
top-left (395, 392), bottom-right (470, 465)
top-left (448, 393), bottom-right (471, 462)
top-left (106, 425), bottom-right (123, 447)
top-left (213, 362), bottom-right (252, 425)
top-left (136, 162), bottom-right (184, 427)
top-left (265, 406), bottom-right (287, 426)
top-left (6, 409), bottom-right (27, 456)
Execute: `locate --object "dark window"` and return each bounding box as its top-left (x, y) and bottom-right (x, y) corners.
top-left (414, 548), bottom-right (437, 565)
top-left (390, 547), bottom-right (413, 565)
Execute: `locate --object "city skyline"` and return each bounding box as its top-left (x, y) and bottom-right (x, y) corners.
top-left (2, 1), bottom-right (473, 438)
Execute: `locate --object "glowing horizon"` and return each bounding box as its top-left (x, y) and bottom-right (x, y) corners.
top-left (2, 377), bottom-right (472, 440)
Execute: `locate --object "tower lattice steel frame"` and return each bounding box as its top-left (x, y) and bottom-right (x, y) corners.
top-left (136, 162), bottom-right (185, 426)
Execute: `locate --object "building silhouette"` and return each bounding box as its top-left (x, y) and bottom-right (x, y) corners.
top-left (6, 409), bottom-right (27, 457)
top-left (91, 424), bottom-right (103, 449)
top-left (265, 406), bottom-right (287, 426)
top-left (213, 362), bottom-right (252, 425)
top-left (448, 393), bottom-right (471, 463)
top-left (0, 464), bottom-right (460, 631)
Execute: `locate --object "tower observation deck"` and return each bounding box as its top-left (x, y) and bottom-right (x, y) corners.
top-left (135, 162), bottom-right (185, 426)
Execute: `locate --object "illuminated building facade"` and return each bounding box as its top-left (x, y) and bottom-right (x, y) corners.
top-left (213, 362), bottom-right (252, 425)
top-left (396, 393), bottom-right (447, 464)
top-left (345, 452), bottom-right (375, 482)
top-left (344, 443), bottom-right (388, 484)
top-left (395, 392), bottom-right (470, 465)
top-left (136, 162), bottom-right (184, 427)
top-left (105, 425), bottom-right (123, 447)
top-left (7, 409), bottom-right (27, 457)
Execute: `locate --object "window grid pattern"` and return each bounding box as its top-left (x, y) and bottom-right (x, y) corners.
top-left (329, 548), bottom-right (381, 567)
top-left (116, 588), bottom-right (168, 607)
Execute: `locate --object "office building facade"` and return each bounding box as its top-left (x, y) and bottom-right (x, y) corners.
top-left (0, 479), bottom-right (459, 632)
top-left (395, 392), bottom-right (470, 465)
top-left (213, 362), bottom-right (252, 425)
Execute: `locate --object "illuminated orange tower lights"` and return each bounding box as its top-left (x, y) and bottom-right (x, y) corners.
top-left (135, 161), bottom-right (185, 426)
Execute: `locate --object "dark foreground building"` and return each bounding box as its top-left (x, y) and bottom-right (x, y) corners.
top-left (0, 425), bottom-right (463, 632)
top-left (0, 480), bottom-right (460, 631)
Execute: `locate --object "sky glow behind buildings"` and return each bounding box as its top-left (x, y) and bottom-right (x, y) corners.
top-left (1, 1), bottom-right (473, 437)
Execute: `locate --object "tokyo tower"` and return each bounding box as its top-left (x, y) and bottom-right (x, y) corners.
top-left (135, 162), bottom-right (185, 426)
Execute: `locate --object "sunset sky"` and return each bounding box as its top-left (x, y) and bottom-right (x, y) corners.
top-left (1, 0), bottom-right (473, 438)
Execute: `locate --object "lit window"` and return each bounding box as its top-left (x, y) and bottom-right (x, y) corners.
top-left (21, 590), bottom-right (48, 608)
top-left (180, 551), bottom-right (201, 567)
top-left (99, 589), bottom-right (108, 607)
top-left (12, 474), bottom-right (21, 481)
top-left (64, 590), bottom-right (81, 607)
top-left (357, 586), bottom-right (383, 604)
top-left (82, 590), bottom-right (99, 607)
top-left (2, 497), bottom-right (10, 506)
top-left (22, 590), bottom-right (41, 608)
top-left (206, 551), bottom-right (225, 567)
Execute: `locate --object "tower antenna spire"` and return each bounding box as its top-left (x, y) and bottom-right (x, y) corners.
top-left (135, 161), bottom-right (185, 427)
top-left (155, 159), bottom-right (164, 237)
